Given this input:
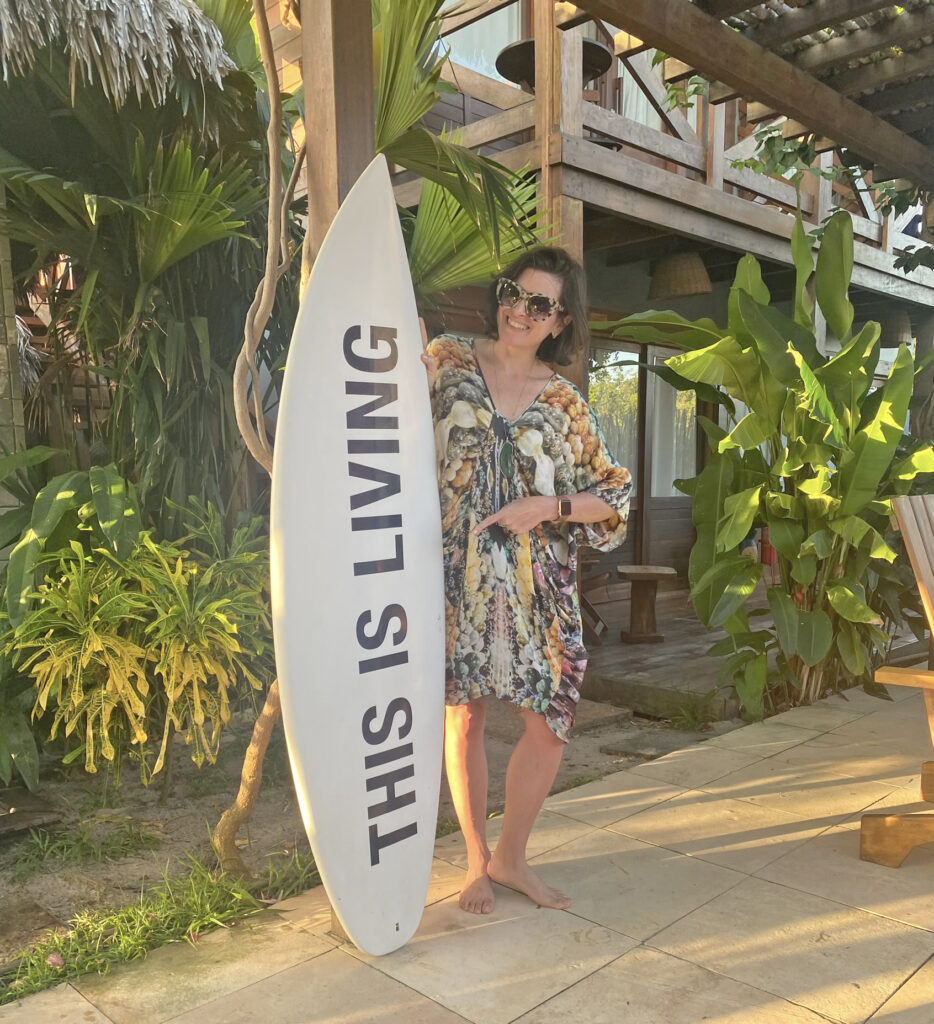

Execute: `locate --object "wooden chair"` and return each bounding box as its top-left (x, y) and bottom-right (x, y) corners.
top-left (860, 494), bottom-right (934, 868)
top-left (580, 552), bottom-right (611, 646)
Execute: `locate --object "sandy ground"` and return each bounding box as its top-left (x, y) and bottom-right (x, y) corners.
top-left (0, 697), bottom-right (725, 965)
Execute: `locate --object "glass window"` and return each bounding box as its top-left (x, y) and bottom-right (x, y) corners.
top-left (588, 347), bottom-right (639, 495)
top-left (648, 349), bottom-right (696, 497)
top-left (442, 6), bottom-right (522, 82)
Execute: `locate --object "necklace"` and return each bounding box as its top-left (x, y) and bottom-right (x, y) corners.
top-left (484, 344), bottom-right (543, 510)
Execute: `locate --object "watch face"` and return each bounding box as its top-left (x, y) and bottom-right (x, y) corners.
top-left (559, 498), bottom-right (572, 517)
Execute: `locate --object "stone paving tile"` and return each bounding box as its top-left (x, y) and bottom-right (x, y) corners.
top-left (432, 809), bottom-right (593, 870)
top-left (827, 705), bottom-right (929, 747)
top-left (73, 918), bottom-right (334, 1024)
top-left (530, 827), bottom-right (745, 941)
top-left (624, 745), bottom-right (762, 789)
top-left (165, 947), bottom-right (466, 1024)
top-left (767, 704), bottom-right (867, 733)
top-left (608, 789), bottom-right (827, 873)
top-left (0, 984), bottom-right (115, 1024)
top-left (699, 757), bottom-right (897, 824)
top-left (649, 875), bottom-right (934, 1024)
top-left (766, 734), bottom-right (923, 792)
top-left (704, 721), bottom-right (821, 754)
top-left (542, 770), bottom-right (685, 829)
top-left (514, 946), bottom-right (836, 1023)
top-left (867, 956), bottom-right (934, 1022)
top-left (346, 887), bottom-right (635, 1024)
top-left (755, 818), bottom-right (934, 932)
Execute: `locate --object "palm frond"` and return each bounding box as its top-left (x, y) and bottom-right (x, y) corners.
top-left (0, 0), bottom-right (235, 106)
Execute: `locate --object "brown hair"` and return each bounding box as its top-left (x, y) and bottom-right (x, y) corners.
top-left (483, 246), bottom-right (589, 365)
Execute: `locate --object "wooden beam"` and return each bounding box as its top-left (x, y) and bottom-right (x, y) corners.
top-left (575, 0), bottom-right (934, 191)
top-left (794, 10), bottom-right (934, 75)
top-left (581, 102), bottom-right (705, 169)
top-left (745, 1), bottom-right (890, 50)
top-left (302, 0), bottom-right (374, 261)
top-left (439, 61), bottom-right (527, 110)
top-left (822, 45), bottom-right (934, 98)
top-left (554, 3), bottom-right (593, 29)
top-left (456, 101), bottom-right (535, 148)
top-left (622, 52), bottom-right (698, 142)
top-left (440, 0), bottom-right (516, 36)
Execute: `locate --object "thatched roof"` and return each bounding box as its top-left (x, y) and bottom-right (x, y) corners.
top-left (0, 0), bottom-right (235, 106)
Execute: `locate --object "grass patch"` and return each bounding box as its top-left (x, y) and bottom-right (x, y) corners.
top-left (0, 849), bottom-right (320, 1005)
top-left (435, 818), bottom-right (460, 839)
top-left (11, 821), bottom-right (163, 883)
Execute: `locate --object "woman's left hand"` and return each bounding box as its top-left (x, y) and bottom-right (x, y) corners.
top-left (473, 496), bottom-right (553, 536)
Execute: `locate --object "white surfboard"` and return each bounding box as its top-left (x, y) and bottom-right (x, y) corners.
top-left (270, 154), bottom-right (445, 956)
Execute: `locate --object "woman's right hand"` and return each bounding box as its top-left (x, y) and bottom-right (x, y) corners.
top-left (419, 317), bottom-right (437, 390)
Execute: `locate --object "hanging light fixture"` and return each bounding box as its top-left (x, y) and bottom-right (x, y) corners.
top-left (648, 251), bottom-right (712, 300)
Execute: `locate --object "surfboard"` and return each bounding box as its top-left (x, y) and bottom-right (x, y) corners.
top-left (270, 154), bottom-right (445, 956)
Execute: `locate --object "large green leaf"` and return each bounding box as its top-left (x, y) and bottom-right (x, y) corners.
top-left (607, 310), bottom-right (724, 352)
top-left (827, 581), bottom-right (883, 625)
top-left (716, 485), bottom-right (763, 552)
top-left (766, 517), bottom-right (804, 559)
top-left (89, 465), bottom-right (140, 560)
top-left (735, 290), bottom-right (821, 384)
top-left (789, 348), bottom-right (845, 445)
top-left (728, 254), bottom-right (769, 347)
top-left (767, 587), bottom-right (799, 659)
top-left (815, 210), bottom-right (854, 342)
top-left (719, 412), bottom-right (771, 453)
top-left (704, 558), bottom-right (762, 628)
top-left (796, 607), bottom-right (833, 666)
top-left (734, 652), bottom-right (767, 720)
top-left (0, 708), bottom-right (39, 791)
top-left (838, 344), bottom-right (914, 515)
top-left (836, 620), bottom-right (867, 678)
top-left (791, 211), bottom-right (815, 327)
top-left (668, 337), bottom-right (761, 407)
top-left (816, 320), bottom-right (879, 403)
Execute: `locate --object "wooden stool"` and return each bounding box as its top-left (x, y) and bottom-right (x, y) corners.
top-left (859, 495), bottom-right (934, 868)
top-left (617, 565), bottom-right (676, 644)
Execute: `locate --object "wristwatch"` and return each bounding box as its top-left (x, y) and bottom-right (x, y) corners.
top-left (556, 497), bottom-right (572, 521)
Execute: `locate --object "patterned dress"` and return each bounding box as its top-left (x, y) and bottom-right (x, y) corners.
top-left (428, 334), bottom-right (633, 741)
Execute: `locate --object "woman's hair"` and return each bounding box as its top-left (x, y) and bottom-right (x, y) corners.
top-left (483, 246), bottom-right (589, 365)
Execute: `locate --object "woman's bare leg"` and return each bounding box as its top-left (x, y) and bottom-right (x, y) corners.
top-left (488, 709), bottom-right (570, 909)
top-left (444, 699), bottom-right (495, 914)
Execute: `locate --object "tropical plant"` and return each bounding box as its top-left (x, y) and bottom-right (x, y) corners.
top-left (8, 502), bottom-right (272, 785)
top-left (606, 210), bottom-right (934, 718)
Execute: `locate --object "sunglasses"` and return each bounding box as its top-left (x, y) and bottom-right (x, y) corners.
top-left (496, 277), bottom-right (564, 322)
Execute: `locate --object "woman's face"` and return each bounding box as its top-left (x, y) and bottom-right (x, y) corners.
top-left (496, 268), bottom-right (570, 351)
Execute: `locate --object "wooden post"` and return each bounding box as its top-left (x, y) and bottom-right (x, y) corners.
top-left (298, 0), bottom-right (374, 939)
top-left (301, 0), bottom-right (375, 272)
top-left (533, 0), bottom-right (586, 388)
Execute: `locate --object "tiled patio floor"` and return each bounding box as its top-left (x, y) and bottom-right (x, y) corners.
top-left (3, 685), bottom-right (934, 1024)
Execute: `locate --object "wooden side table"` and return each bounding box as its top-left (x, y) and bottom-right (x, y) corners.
top-left (617, 565), bottom-right (677, 644)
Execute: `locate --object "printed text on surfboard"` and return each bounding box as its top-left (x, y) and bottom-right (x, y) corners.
top-left (345, 323), bottom-right (418, 866)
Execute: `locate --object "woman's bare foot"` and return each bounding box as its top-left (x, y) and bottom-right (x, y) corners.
top-left (488, 854), bottom-right (571, 910)
top-left (459, 865), bottom-right (495, 914)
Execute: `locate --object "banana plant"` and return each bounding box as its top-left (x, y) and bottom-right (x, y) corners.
top-left (605, 210), bottom-right (934, 718)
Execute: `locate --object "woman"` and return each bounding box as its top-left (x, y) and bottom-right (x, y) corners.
top-left (423, 246), bottom-right (632, 915)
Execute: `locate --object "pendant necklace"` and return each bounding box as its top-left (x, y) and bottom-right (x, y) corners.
top-left (487, 346), bottom-right (540, 510)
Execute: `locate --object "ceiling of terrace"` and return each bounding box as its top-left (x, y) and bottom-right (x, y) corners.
top-left (574, 0), bottom-right (934, 192)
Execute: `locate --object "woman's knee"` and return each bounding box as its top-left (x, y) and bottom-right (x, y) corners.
top-left (445, 698), bottom-right (486, 741)
top-left (519, 708), bottom-right (564, 749)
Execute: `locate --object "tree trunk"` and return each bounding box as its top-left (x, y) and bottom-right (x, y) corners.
top-left (212, 680), bottom-right (281, 877)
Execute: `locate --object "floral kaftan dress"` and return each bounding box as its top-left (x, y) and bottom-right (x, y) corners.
top-left (428, 334), bottom-right (633, 742)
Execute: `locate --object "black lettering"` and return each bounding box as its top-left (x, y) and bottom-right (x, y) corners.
top-left (362, 697), bottom-right (413, 745)
top-left (343, 324), bottom-right (398, 373)
top-left (358, 650), bottom-right (409, 674)
top-left (356, 605), bottom-right (408, 650)
top-left (364, 743), bottom-right (414, 770)
top-left (348, 463), bottom-right (400, 509)
top-left (346, 382), bottom-right (398, 430)
top-left (353, 534), bottom-right (404, 576)
top-left (347, 439), bottom-right (399, 454)
top-left (352, 514), bottom-right (402, 531)
top-left (366, 764), bottom-right (416, 819)
top-left (369, 821), bottom-right (417, 865)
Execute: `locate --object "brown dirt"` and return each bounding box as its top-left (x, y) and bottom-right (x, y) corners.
top-left (0, 697), bottom-right (716, 966)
